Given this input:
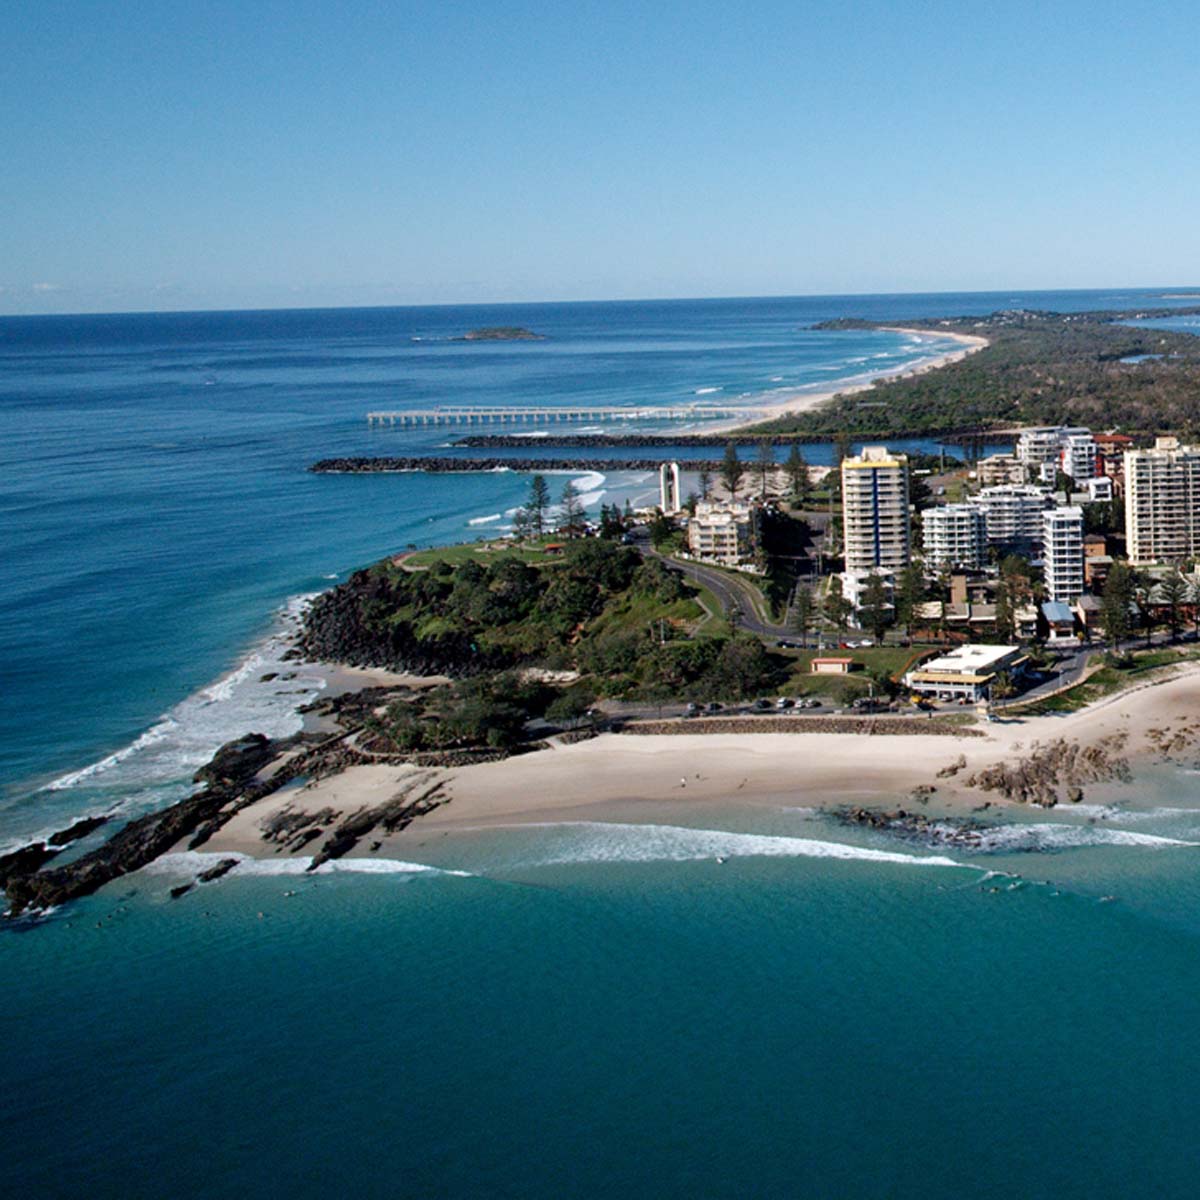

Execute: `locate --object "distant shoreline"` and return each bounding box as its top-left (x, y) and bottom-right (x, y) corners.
top-left (708, 328), bottom-right (988, 434)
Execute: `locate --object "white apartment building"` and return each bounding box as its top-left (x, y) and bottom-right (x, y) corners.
top-left (968, 485), bottom-right (1053, 553)
top-left (687, 501), bottom-right (750, 566)
top-left (1060, 431), bottom-right (1098, 484)
top-left (922, 504), bottom-right (987, 573)
top-left (1043, 506), bottom-right (1084, 602)
top-left (1125, 437), bottom-right (1200, 565)
top-left (976, 454), bottom-right (1029, 487)
top-left (1015, 426), bottom-right (1098, 483)
top-left (840, 446), bottom-right (910, 574)
top-left (1016, 427), bottom-right (1067, 470)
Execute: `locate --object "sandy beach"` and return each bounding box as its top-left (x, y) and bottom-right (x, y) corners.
top-left (711, 327), bottom-right (988, 432)
top-left (186, 660), bottom-right (1200, 863)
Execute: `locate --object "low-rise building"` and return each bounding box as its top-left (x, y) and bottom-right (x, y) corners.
top-left (687, 501), bottom-right (751, 566)
top-left (976, 454), bottom-right (1029, 486)
top-left (1041, 600), bottom-right (1077, 642)
top-left (904, 644), bottom-right (1028, 702)
top-left (1075, 594), bottom-right (1103, 635)
top-left (811, 657), bottom-right (855, 675)
top-left (1014, 604), bottom-right (1040, 639)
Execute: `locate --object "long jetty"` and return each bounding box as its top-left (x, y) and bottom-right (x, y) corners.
top-left (366, 405), bottom-right (764, 428)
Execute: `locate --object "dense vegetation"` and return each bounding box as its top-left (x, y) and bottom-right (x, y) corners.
top-left (752, 307), bottom-right (1200, 438)
top-left (300, 539), bottom-right (782, 705)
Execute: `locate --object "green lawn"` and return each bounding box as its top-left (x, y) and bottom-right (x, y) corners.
top-left (1009, 646), bottom-right (1200, 715)
top-left (773, 645), bottom-right (929, 704)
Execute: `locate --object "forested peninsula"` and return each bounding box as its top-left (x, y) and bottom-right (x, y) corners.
top-left (751, 306), bottom-right (1200, 438)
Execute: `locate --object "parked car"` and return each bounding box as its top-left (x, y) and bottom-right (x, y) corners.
top-left (775, 697), bottom-right (793, 709)
top-left (754, 698), bottom-right (772, 711)
top-left (705, 702), bottom-right (722, 713)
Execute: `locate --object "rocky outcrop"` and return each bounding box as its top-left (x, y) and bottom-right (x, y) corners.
top-left (3, 731), bottom-right (326, 916)
top-left (964, 735), bottom-right (1130, 807)
top-left (0, 813), bottom-right (113, 890)
top-left (837, 806), bottom-right (992, 849)
top-left (307, 777), bottom-right (450, 870)
top-left (296, 570), bottom-right (506, 677)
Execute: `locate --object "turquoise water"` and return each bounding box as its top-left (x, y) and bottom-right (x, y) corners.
top-left (6, 290), bottom-right (1200, 1196)
top-left (7, 800), bottom-right (1200, 1198)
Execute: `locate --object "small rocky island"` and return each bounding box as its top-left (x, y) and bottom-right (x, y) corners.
top-left (457, 327), bottom-right (545, 341)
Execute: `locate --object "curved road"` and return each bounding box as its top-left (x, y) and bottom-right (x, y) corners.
top-left (646, 547), bottom-right (791, 638)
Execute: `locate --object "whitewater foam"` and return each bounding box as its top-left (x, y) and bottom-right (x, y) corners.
top-left (143, 850), bottom-right (474, 879)
top-left (506, 822), bottom-right (966, 870)
top-left (31, 594), bottom-right (327, 832)
top-left (468, 513), bottom-right (502, 525)
top-left (972, 823), bottom-right (1200, 854)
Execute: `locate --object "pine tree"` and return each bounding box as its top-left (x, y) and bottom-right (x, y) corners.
top-left (697, 468), bottom-right (713, 501)
top-left (558, 481), bottom-right (585, 535)
top-left (528, 475), bottom-right (551, 536)
top-left (720, 443), bottom-right (745, 500)
top-left (824, 575), bottom-right (853, 631)
top-left (755, 441), bottom-right (775, 497)
top-left (791, 584), bottom-right (815, 647)
top-left (860, 572), bottom-right (892, 642)
top-left (785, 443), bottom-right (810, 503)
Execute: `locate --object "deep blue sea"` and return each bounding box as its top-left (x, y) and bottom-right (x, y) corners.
top-left (5, 289), bottom-right (1200, 1198)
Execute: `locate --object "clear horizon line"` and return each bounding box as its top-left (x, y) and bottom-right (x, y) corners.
top-left (2, 283), bottom-right (1199, 321)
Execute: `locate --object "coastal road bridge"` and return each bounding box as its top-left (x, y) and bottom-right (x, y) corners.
top-left (367, 405), bottom-right (767, 428)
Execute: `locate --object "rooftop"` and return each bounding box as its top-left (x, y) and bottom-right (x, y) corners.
top-left (913, 644), bottom-right (1022, 674)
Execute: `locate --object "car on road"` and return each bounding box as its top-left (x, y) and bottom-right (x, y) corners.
top-left (754, 698), bottom-right (772, 711)
top-left (705, 702), bottom-right (722, 714)
top-left (775, 697), bottom-right (793, 710)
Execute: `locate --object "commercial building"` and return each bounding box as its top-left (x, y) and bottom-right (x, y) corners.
top-left (922, 504), bottom-right (987, 573)
top-left (686, 501), bottom-right (750, 566)
top-left (1042, 506), bottom-right (1084, 602)
top-left (1124, 437), bottom-right (1200, 565)
top-left (903, 644), bottom-right (1028, 703)
top-left (968, 485), bottom-right (1053, 554)
top-left (840, 446), bottom-right (910, 574)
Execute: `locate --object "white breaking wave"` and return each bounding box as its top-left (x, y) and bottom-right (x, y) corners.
top-left (37, 594), bottom-right (325, 807)
top-left (468, 513), bottom-right (502, 526)
top-left (143, 850), bottom-right (474, 879)
top-left (694, 386), bottom-right (722, 395)
top-left (506, 821), bottom-right (965, 870)
top-left (971, 823), bottom-right (1200, 854)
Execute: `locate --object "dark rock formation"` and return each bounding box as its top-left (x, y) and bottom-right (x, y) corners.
top-left (309, 456), bottom-right (724, 475)
top-left (197, 857), bottom-right (241, 883)
top-left (457, 327), bottom-right (545, 341)
top-left (47, 815), bottom-right (110, 846)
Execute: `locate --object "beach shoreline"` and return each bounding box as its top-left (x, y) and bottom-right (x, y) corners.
top-left (707, 327), bottom-right (988, 434)
top-left (177, 659), bottom-right (1200, 867)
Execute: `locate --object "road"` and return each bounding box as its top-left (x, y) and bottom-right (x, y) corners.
top-left (643, 545), bottom-right (792, 638)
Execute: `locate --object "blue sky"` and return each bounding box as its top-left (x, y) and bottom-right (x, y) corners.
top-left (3, 0), bottom-right (1198, 313)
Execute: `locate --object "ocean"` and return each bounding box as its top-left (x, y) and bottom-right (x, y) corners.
top-left (4, 289), bottom-right (1200, 1197)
